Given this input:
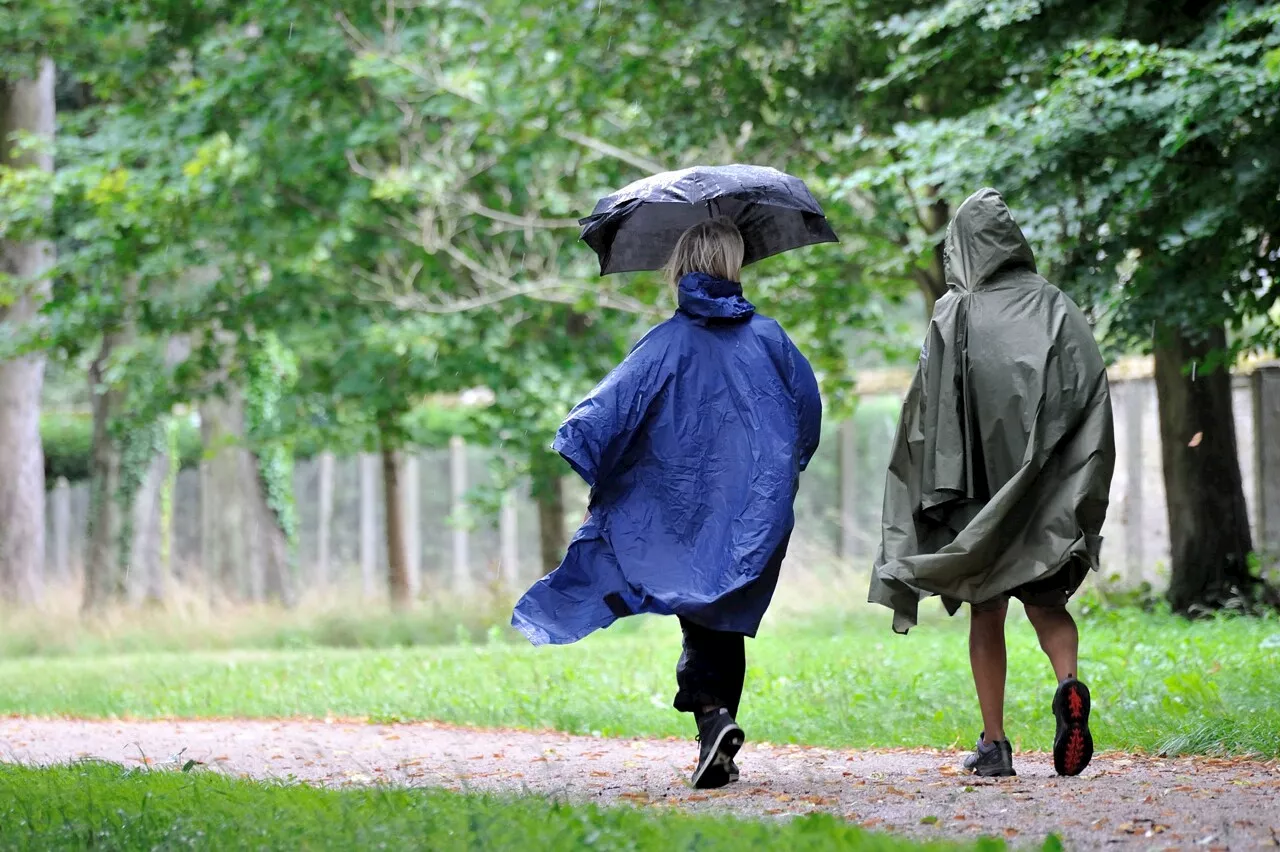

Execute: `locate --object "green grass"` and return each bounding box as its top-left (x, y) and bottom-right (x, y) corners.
top-left (0, 590), bottom-right (518, 658)
top-left (0, 762), bottom-right (996, 851)
top-left (1, 606), bottom-right (1277, 758)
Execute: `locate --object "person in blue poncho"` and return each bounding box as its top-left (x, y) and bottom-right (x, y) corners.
top-left (512, 217), bottom-right (822, 790)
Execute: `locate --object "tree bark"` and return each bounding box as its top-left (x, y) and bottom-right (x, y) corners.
top-left (382, 442), bottom-right (411, 608)
top-left (1153, 326), bottom-right (1261, 612)
top-left (83, 336), bottom-right (128, 609)
top-left (0, 59), bottom-right (54, 604)
top-left (535, 471), bottom-right (567, 576)
top-left (199, 355), bottom-right (295, 607)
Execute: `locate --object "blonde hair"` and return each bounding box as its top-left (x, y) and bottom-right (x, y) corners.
top-left (664, 216), bottom-right (745, 286)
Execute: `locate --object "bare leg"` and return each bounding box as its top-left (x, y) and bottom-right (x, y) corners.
top-left (969, 601), bottom-right (1009, 742)
top-left (1024, 604), bottom-right (1079, 682)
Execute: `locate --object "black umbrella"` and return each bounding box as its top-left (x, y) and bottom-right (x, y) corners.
top-left (579, 164), bottom-right (839, 276)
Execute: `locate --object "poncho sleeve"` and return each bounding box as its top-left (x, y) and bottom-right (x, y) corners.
top-left (551, 326), bottom-right (675, 488)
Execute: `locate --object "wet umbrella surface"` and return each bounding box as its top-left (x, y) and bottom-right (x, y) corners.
top-left (579, 164), bottom-right (838, 275)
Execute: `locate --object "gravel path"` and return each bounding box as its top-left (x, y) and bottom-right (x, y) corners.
top-left (3, 717), bottom-right (1278, 850)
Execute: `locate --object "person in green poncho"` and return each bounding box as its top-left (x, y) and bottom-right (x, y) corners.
top-left (869, 188), bottom-right (1116, 779)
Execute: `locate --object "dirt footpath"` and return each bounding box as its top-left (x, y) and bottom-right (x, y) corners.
top-left (3, 718), bottom-right (1278, 850)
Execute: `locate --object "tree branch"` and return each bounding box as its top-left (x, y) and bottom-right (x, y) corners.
top-left (554, 130), bottom-right (667, 175)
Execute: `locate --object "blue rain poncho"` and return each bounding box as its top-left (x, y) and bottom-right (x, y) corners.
top-left (512, 272), bottom-right (822, 646)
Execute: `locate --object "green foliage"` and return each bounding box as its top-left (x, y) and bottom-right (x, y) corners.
top-left (853, 0), bottom-right (1280, 355)
top-left (42, 411), bottom-right (200, 488)
top-left (0, 762), bottom-right (969, 852)
top-left (0, 607), bottom-right (1276, 757)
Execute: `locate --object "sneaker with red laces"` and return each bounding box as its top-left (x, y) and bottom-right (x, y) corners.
top-left (1053, 675), bottom-right (1094, 776)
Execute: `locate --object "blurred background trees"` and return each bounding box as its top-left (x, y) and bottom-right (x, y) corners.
top-left (1, 0), bottom-right (1276, 615)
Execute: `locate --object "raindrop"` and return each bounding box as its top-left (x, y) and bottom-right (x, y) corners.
top-left (1191, 362), bottom-right (1197, 382)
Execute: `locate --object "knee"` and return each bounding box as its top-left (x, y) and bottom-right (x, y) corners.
top-left (1029, 603), bottom-right (1070, 624)
top-left (970, 601), bottom-right (1008, 631)
top-left (1024, 603), bottom-right (1072, 632)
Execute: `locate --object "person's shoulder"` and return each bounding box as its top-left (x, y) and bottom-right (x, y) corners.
top-left (1036, 278), bottom-right (1089, 315)
top-left (745, 312), bottom-right (787, 339)
top-left (627, 315), bottom-right (693, 361)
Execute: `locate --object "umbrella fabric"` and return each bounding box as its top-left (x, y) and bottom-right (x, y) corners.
top-left (512, 272), bottom-right (822, 646)
top-left (580, 164), bottom-right (838, 275)
top-left (869, 188), bottom-right (1116, 634)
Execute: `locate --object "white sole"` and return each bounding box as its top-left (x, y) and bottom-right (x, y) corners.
top-left (691, 723), bottom-right (744, 789)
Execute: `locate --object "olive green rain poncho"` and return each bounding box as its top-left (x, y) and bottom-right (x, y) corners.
top-left (870, 188), bottom-right (1116, 634)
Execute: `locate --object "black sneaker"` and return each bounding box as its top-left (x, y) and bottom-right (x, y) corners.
top-left (727, 759), bottom-right (740, 783)
top-left (1053, 676), bottom-right (1094, 776)
top-left (691, 708), bottom-right (744, 789)
top-left (962, 734), bottom-right (1016, 777)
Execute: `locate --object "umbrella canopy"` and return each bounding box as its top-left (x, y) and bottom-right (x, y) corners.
top-left (579, 164), bottom-right (838, 275)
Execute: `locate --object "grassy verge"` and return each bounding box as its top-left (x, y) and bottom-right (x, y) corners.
top-left (0, 762), bottom-right (997, 851)
top-left (1, 606), bottom-right (1276, 757)
top-left (0, 588), bottom-right (518, 658)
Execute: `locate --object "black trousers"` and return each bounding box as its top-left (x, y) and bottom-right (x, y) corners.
top-left (672, 618), bottom-right (746, 719)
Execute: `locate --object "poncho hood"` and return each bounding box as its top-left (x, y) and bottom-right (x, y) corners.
top-left (677, 272), bottom-right (756, 322)
top-left (944, 188), bottom-right (1038, 292)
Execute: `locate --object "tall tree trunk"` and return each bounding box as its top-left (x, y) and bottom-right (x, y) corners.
top-left (0, 59), bottom-right (54, 604)
top-left (535, 469), bottom-right (567, 576)
top-left (382, 441), bottom-right (411, 608)
top-left (84, 336), bottom-right (128, 609)
top-left (1153, 326), bottom-right (1260, 613)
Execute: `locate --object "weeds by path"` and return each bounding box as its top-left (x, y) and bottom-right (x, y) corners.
top-left (1, 608), bottom-right (1277, 757)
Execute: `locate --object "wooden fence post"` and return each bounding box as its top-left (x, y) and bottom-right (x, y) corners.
top-left (199, 459), bottom-right (213, 600)
top-left (499, 487), bottom-right (519, 588)
top-left (1121, 380), bottom-right (1146, 584)
top-left (359, 452), bottom-right (378, 599)
top-left (403, 453), bottom-right (421, 597)
top-left (1254, 363), bottom-right (1280, 568)
top-left (838, 419), bottom-right (858, 560)
top-left (51, 476), bottom-right (71, 581)
top-left (449, 436), bottom-right (471, 593)
top-left (316, 451), bottom-right (334, 589)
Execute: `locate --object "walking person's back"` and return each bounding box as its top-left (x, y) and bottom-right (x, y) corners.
top-left (871, 188), bottom-right (1115, 777)
top-left (514, 217), bottom-right (822, 789)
